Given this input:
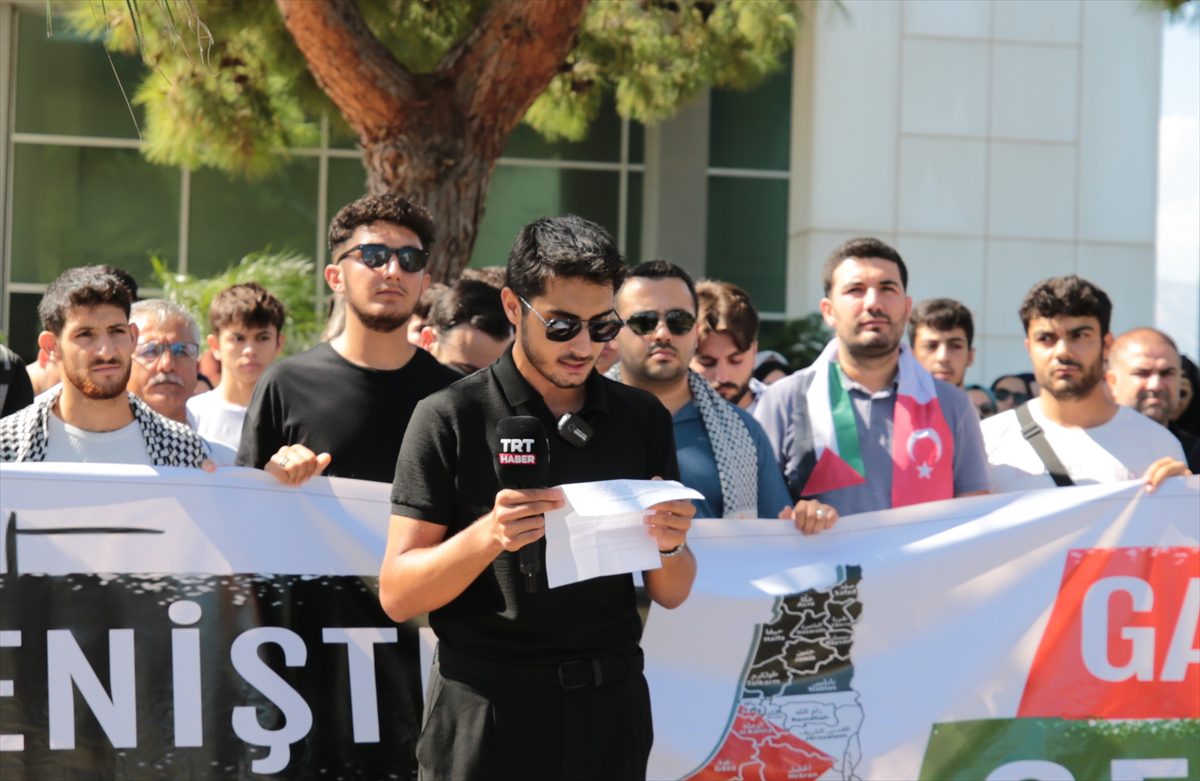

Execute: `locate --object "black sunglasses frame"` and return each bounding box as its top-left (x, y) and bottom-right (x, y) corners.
top-left (991, 388), bottom-right (1029, 404)
top-left (518, 296), bottom-right (623, 343)
top-left (625, 308), bottom-right (697, 337)
top-left (337, 243), bottom-right (430, 272)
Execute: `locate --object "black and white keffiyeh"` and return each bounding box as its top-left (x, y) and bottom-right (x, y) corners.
top-left (0, 387), bottom-right (209, 467)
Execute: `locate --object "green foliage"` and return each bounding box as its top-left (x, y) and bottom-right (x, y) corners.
top-left (760, 313), bottom-right (832, 371)
top-left (63, 0), bottom-right (801, 169)
top-left (530, 0), bottom-right (799, 140)
top-left (150, 251), bottom-right (320, 354)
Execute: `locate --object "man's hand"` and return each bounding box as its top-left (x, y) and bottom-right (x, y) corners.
top-left (266, 444), bottom-right (332, 486)
top-left (1142, 457), bottom-right (1190, 492)
top-left (486, 487), bottom-right (564, 553)
top-left (644, 498), bottom-right (695, 553)
top-left (780, 500), bottom-right (839, 535)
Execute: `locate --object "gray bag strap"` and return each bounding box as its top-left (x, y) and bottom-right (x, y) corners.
top-left (1015, 402), bottom-right (1074, 487)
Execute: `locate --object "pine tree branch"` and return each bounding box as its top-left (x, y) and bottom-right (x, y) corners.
top-left (438, 0), bottom-right (589, 158)
top-left (276, 0), bottom-right (423, 142)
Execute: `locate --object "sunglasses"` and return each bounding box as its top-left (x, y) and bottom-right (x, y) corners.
top-left (134, 341), bottom-right (199, 363)
top-left (337, 243), bottom-right (430, 272)
top-left (992, 389), bottom-right (1029, 405)
top-left (625, 309), bottom-right (697, 337)
top-left (518, 296), bottom-right (623, 343)
top-left (976, 403), bottom-right (997, 418)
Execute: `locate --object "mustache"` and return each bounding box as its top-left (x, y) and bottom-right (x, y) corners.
top-left (648, 341), bottom-right (677, 355)
top-left (90, 359), bottom-right (122, 370)
top-left (147, 372), bottom-right (186, 387)
top-left (1136, 389), bottom-right (1169, 402)
top-left (1051, 358), bottom-right (1082, 370)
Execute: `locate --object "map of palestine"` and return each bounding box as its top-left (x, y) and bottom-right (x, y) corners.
top-left (686, 565), bottom-right (865, 781)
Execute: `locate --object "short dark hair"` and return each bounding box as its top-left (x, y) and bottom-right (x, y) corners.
top-left (1018, 275), bottom-right (1112, 337)
top-left (909, 298), bottom-right (975, 347)
top-left (622, 260), bottom-right (698, 310)
top-left (460, 265), bottom-right (508, 289)
top-left (98, 265), bottom-right (139, 302)
top-left (697, 279), bottom-right (758, 351)
top-left (822, 237), bottom-right (908, 296)
top-left (413, 283), bottom-right (448, 321)
top-left (328, 193), bottom-right (436, 253)
top-left (429, 279), bottom-right (512, 341)
top-left (208, 282), bottom-right (286, 335)
top-left (38, 266), bottom-right (133, 335)
top-left (505, 215), bottom-right (626, 302)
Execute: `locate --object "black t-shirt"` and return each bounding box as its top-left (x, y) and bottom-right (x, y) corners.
top-left (390, 347), bottom-right (679, 664)
top-left (237, 343), bottom-right (460, 483)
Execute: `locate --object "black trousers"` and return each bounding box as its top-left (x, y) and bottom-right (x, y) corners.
top-left (416, 648), bottom-right (654, 781)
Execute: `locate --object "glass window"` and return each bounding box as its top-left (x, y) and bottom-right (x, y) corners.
top-left (628, 121), bottom-right (645, 165)
top-left (10, 144), bottom-right (180, 284)
top-left (625, 172), bottom-right (643, 265)
top-left (471, 166), bottom-right (620, 268)
top-left (705, 178), bottom-right (788, 312)
top-left (709, 60), bottom-right (792, 171)
top-left (4, 293), bottom-right (42, 363)
top-left (327, 157), bottom-right (369, 218)
top-left (15, 9), bottom-right (146, 139)
top-left (504, 99), bottom-right (622, 162)
top-left (187, 158), bottom-right (319, 277)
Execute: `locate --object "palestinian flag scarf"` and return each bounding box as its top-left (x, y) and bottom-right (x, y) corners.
top-left (802, 339), bottom-right (954, 507)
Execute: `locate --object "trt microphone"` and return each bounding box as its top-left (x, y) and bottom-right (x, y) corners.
top-left (492, 416), bottom-right (550, 593)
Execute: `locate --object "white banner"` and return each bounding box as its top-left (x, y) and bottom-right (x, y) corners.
top-left (1, 464), bottom-right (1197, 781)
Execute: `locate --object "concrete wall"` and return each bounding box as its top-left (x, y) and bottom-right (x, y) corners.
top-left (787, 0), bottom-right (1162, 385)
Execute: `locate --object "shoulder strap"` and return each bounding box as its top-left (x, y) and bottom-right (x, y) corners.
top-left (1015, 402), bottom-right (1074, 487)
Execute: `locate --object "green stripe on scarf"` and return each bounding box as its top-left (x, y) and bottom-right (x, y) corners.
top-left (830, 364), bottom-right (865, 478)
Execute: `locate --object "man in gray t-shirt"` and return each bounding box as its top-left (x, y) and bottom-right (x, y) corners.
top-left (754, 238), bottom-right (990, 525)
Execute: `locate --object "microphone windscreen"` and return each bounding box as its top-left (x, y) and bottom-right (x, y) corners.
top-left (493, 416), bottom-right (550, 489)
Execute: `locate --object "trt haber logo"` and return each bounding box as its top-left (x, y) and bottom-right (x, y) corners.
top-left (1019, 547), bottom-right (1199, 720)
top-left (498, 438), bottom-right (537, 465)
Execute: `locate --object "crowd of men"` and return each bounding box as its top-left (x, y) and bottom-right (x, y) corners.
top-left (0, 192), bottom-right (1196, 780)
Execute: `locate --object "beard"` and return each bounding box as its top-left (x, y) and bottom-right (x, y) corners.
top-left (519, 328), bottom-right (593, 390)
top-left (1134, 390), bottom-right (1173, 424)
top-left (623, 342), bottom-right (687, 385)
top-left (67, 360), bottom-right (131, 400)
top-left (1043, 357), bottom-right (1104, 401)
top-left (714, 380), bottom-right (750, 404)
top-left (346, 296), bottom-right (411, 333)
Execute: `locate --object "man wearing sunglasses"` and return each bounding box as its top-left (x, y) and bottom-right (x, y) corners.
top-left (1, 267), bottom-right (209, 468)
top-left (383, 215), bottom-right (696, 781)
top-left (127, 299), bottom-right (204, 426)
top-left (237, 193), bottom-right (460, 487)
top-left (610, 261), bottom-right (792, 521)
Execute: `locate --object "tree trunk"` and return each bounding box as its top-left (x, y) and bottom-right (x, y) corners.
top-left (277, 0), bottom-right (589, 282)
top-left (362, 132), bottom-right (495, 284)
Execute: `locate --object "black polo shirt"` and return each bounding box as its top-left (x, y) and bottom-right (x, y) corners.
top-left (390, 346), bottom-right (679, 665)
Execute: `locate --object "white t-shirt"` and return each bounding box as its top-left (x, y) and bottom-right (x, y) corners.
top-left (187, 390), bottom-right (247, 452)
top-left (43, 414), bottom-right (152, 465)
top-left (982, 398), bottom-right (1185, 493)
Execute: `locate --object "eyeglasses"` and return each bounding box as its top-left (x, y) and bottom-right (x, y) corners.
top-left (992, 388), bottom-right (1029, 405)
top-left (336, 243), bottom-right (430, 272)
top-left (134, 341), bottom-right (199, 363)
top-left (625, 309), bottom-right (697, 337)
top-left (517, 296), bottom-right (623, 343)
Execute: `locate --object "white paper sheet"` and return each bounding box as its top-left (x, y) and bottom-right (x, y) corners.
top-left (543, 479), bottom-right (703, 588)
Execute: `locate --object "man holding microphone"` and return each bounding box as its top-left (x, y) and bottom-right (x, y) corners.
top-left (381, 215), bottom-right (696, 781)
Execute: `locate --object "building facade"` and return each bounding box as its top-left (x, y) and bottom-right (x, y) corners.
top-left (0, 0), bottom-right (1162, 385)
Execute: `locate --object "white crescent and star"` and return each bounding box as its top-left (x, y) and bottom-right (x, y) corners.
top-left (907, 428), bottom-right (943, 479)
